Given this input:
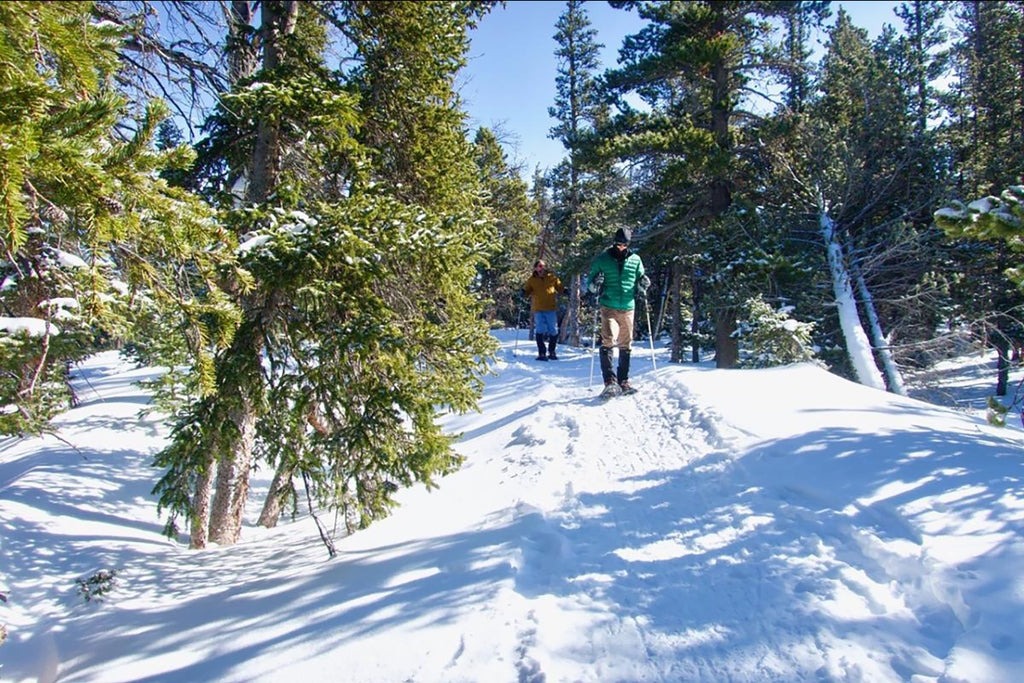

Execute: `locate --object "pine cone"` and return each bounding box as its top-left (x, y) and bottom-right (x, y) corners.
top-left (98, 196), bottom-right (124, 215)
top-left (42, 204), bottom-right (69, 226)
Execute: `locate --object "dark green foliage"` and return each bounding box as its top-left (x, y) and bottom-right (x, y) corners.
top-left (946, 1), bottom-right (1024, 197)
top-left (737, 294), bottom-right (818, 368)
top-left (246, 194), bottom-right (493, 529)
top-left (595, 1), bottom-right (797, 366)
top-left (473, 127), bottom-right (539, 327)
top-left (547, 0), bottom-right (623, 345)
top-left (0, 1), bottom-right (236, 435)
top-left (76, 569), bottom-right (118, 603)
top-left (153, 1), bottom-right (499, 543)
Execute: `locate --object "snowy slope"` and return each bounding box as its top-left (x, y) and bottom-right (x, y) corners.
top-left (2, 331), bottom-right (1023, 682)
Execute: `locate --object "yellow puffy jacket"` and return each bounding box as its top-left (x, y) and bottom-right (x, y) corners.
top-left (524, 271), bottom-right (564, 312)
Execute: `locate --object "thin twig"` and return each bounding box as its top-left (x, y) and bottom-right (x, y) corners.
top-left (302, 469), bottom-right (336, 559)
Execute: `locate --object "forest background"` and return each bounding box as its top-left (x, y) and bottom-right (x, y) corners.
top-left (0, 0), bottom-right (1022, 561)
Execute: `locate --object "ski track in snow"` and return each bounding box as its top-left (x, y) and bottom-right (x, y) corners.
top-left (4, 341), bottom-right (1024, 682)
top-left (480, 347), bottom-right (1024, 682)
top-left (490, 358), bottom-right (792, 682)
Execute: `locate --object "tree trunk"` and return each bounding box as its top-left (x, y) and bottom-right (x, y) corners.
top-left (206, 0), bottom-right (298, 547)
top-left (713, 307), bottom-right (739, 369)
top-left (257, 462), bottom-right (293, 528)
top-left (819, 204), bottom-right (886, 390)
top-left (208, 390), bottom-right (258, 544)
top-left (708, 9), bottom-right (735, 367)
top-left (995, 336), bottom-right (1009, 397)
top-left (654, 273), bottom-right (668, 340)
top-left (853, 265), bottom-right (906, 395)
top-left (189, 457), bottom-right (216, 549)
top-left (226, 1), bottom-right (259, 84)
top-left (669, 262), bottom-right (684, 363)
top-left (566, 273), bottom-right (582, 346)
top-left (246, 1), bottom-right (298, 203)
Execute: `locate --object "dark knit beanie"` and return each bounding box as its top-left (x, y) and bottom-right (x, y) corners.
top-left (614, 228), bottom-right (632, 245)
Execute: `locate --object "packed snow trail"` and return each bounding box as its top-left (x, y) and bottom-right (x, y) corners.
top-left (3, 333), bottom-right (1024, 682)
top-left (451, 342), bottom-right (1024, 682)
top-left (473, 351), bottom-right (830, 681)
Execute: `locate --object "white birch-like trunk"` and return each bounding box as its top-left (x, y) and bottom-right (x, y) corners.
top-left (819, 206), bottom-right (886, 390)
top-left (853, 267), bottom-right (906, 395)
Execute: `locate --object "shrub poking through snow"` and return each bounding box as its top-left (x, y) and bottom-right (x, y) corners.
top-left (76, 569), bottom-right (118, 603)
top-left (738, 295), bottom-right (818, 368)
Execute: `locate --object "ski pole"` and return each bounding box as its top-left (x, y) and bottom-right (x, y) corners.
top-left (588, 301), bottom-right (601, 387)
top-left (645, 297), bottom-right (657, 374)
top-left (513, 302), bottom-right (524, 358)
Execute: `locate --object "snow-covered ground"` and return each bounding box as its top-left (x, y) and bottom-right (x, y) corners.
top-left (2, 330), bottom-right (1024, 682)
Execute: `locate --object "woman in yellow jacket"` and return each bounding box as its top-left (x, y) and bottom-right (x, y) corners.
top-left (523, 260), bottom-right (565, 361)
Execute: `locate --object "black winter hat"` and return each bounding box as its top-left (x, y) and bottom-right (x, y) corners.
top-left (614, 228), bottom-right (632, 245)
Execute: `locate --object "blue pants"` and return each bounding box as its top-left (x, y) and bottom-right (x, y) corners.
top-left (534, 310), bottom-right (558, 337)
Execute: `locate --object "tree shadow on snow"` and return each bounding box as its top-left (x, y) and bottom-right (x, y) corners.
top-left (511, 423), bottom-right (1024, 679)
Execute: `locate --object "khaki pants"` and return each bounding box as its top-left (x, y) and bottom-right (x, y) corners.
top-left (600, 306), bottom-right (634, 351)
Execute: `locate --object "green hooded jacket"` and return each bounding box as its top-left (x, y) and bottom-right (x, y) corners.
top-left (588, 247), bottom-right (645, 311)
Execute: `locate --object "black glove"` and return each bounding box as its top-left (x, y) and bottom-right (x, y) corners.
top-left (588, 272), bottom-right (604, 294)
top-left (636, 275), bottom-right (651, 303)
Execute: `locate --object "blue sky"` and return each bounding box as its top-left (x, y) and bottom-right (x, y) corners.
top-left (459, 1), bottom-right (903, 175)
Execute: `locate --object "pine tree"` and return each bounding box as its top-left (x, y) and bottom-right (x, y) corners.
top-left (0, 1), bottom-right (234, 435)
top-left (934, 0), bottom-right (1024, 395)
top-left (781, 2), bottom-right (832, 114)
top-left (947, 0), bottom-right (1024, 197)
top-left (763, 8), bottom-right (954, 392)
top-left (547, 0), bottom-right (609, 346)
top-left (473, 127), bottom-right (539, 328)
top-left (936, 185), bottom-right (1024, 396)
top-left (737, 294), bottom-right (817, 368)
top-left (153, 1), bottom-right (499, 549)
top-left (599, 1), bottom-right (811, 367)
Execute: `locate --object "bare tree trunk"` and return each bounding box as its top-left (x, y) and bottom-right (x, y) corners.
top-left (189, 457), bottom-right (216, 549)
top-left (257, 462), bottom-right (293, 528)
top-left (653, 275), bottom-right (668, 341)
top-left (246, 1), bottom-right (298, 203)
top-left (227, 1), bottom-right (259, 83)
top-left (995, 335), bottom-right (1010, 397)
top-left (819, 201), bottom-right (886, 390)
top-left (853, 265), bottom-right (906, 395)
top-left (566, 273), bottom-right (582, 346)
top-left (209, 391), bottom-right (258, 544)
top-left (708, 13), bottom-right (735, 368)
top-left (714, 307), bottom-right (739, 368)
top-left (669, 262), bottom-right (684, 363)
top-left (206, 2), bottom-right (299, 546)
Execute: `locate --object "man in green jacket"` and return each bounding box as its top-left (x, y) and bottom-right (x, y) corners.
top-left (588, 228), bottom-right (650, 396)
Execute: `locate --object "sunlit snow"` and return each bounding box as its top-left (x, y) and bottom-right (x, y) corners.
top-left (2, 330), bottom-right (1024, 682)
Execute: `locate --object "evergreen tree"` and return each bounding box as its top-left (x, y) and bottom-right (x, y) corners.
top-left (764, 8), bottom-right (955, 392)
top-left (473, 127), bottom-right (539, 328)
top-left (780, 2), bottom-right (832, 113)
top-left (599, 1), bottom-right (814, 367)
top-left (946, 1), bottom-right (1024, 197)
top-left (737, 294), bottom-right (818, 368)
top-left (0, 1), bottom-right (234, 435)
top-left (895, 1), bottom-right (950, 144)
top-left (935, 0), bottom-right (1024, 395)
top-left (153, 1), bottom-right (498, 549)
top-left (547, 0), bottom-right (608, 346)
